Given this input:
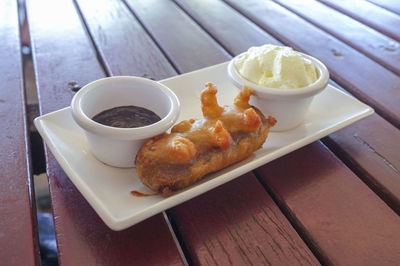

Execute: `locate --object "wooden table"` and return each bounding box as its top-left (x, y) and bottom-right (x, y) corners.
top-left (2, 0), bottom-right (400, 265)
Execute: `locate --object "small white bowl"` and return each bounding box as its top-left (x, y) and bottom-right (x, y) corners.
top-left (228, 52), bottom-right (329, 131)
top-left (71, 76), bottom-right (180, 168)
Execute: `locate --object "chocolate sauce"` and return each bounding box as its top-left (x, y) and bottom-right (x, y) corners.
top-left (130, 190), bottom-right (157, 197)
top-left (92, 105), bottom-right (161, 128)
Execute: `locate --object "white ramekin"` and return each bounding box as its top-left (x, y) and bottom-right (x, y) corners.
top-left (228, 52), bottom-right (329, 131)
top-left (71, 76), bottom-right (180, 168)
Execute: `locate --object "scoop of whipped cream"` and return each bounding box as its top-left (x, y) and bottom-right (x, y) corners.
top-left (235, 44), bottom-right (318, 89)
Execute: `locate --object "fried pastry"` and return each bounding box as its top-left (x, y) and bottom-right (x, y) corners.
top-left (135, 83), bottom-right (276, 197)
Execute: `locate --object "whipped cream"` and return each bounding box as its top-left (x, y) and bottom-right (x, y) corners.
top-left (235, 44), bottom-right (318, 89)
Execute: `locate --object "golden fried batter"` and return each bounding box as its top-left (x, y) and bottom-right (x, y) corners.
top-left (135, 83), bottom-right (276, 197)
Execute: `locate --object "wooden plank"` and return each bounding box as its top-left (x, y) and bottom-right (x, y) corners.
top-left (26, 0), bottom-right (184, 264)
top-left (266, 0), bottom-right (400, 209)
top-left (124, 0), bottom-right (230, 73)
top-left (178, 0), bottom-right (400, 263)
top-left (28, 0), bottom-right (400, 263)
top-left (225, 0), bottom-right (400, 129)
top-left (46, 154), bottom-right (183, 266)
top-left (169, 173), bottom-right (319, 265)
top-left (0, 0), bottom-right (38, 265)
top-left (368, 0), bottom-right (400, 15)
top-left (321, 84), bottom-right (400, 214)
top-left (27, 0), bottom-right (104, 112)
top-left (320, 0), bottom-right (400, 42)
top-left (124, 1), bottom-right (321, 263)
top-left (275, 0), bottom-right (400, 76)
top-left (324, 113), bottom-right (400, 213)
top-left (256, 143), bottom-right (400, 265)
top-left (75, 0), bottom-right (176, 79)
top-left (175, 0), bottom-right (281, 55)
top-left (29, 0), bottom-right (319, 262)
top-left (179, 0), bottom-right (400, 215)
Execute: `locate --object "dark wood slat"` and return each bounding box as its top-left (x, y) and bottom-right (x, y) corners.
top-left (324, 80), bottom-right (400, 214)
top-left (175, 0), bottom-right (281, 55)
top-left (0, 0), bottom-right (38, 265)
top-left (275, 0), bottom-right (400, 76)
top-left (124, 0), bottom-right (230, 73)
top-left (75, 0), bottom-right (176, 79)
top-left (257, 143), bottom-right (400, 265)
top-left (180, 0), bottom-right (400, 218)
top-left (26, 0), bottom-right (183, 264)
top-left (47, 153), bottom-right (183, 266)
top-left (320, 0), bottom-right (400, 42)
top-left (124, 1), bottom-right (320, 263)
top-left (176, 0), bottom-right (361, 94)
top-left (28, 0), bottom-right (105, 112)
top-left (225, 0), bottom-right (400, 129)
top-left (324, 113), bottom-right (400, 213)
top-left (169, 173), bottom-right (319, 265)
top-left (29, 0), bottom-right (319, 262)
top-left (368, 0), bottom-right (400, 14)
top-left (178, 0), bottom-right (400, 263)
top-left (322, 82), bottom-right (400, 213)
top-left (27, 1), bottom-right (400, 265)
top-left (125, 2), bottom-right (324, 264)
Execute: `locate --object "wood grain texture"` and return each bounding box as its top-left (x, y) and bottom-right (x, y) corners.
top-left (75, 0), bottom-right (176, 79)
top-left (126, 2), bottom-right (324, 264)
top-left (182, 0), bottom-right (400, 222)
top-left (368, 0), bottom-right (400, 14)
top-left (26, 0), bottom-right (400, 265)
top-left (169, 173), bottom-right (319, 265)
top-left (175, 0), bottom-right (281, 55)
top-left (324, 113), bottom-right (400, 213)
top-left (0, 0), bottom-right (38, 265)
top-left (225, 0), bottom-right (400, 129)
top-left (121, 1), bottom-right (322, 263)
top-left (185, 1), bottom-right (400, 263)
top-left (27, 0), bottom-right (105, 113)
top-left (124, 0), bottom-right (230, 73)
top-left (27, 0), bottom-right (183, 264)
top-left (203, 1), bottom-right (400, 263)
top-left (47, 154), bottom-right (183, 266)
top-left (257, 142), bottom-right (400, 265)
top-left (320, 0), bottom-right (400, 42)
top-left (275, 0), bottom-right (400, 76)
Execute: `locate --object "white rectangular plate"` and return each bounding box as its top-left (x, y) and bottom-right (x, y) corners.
top-left (35, 62), bottom-right (374, 230)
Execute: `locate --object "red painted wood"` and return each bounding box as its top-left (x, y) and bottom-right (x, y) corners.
top-left (320, 0), bottom-right (400, 42)
top-left (169, 173), bottom-right (319, 265)
top-left (368, 0), bottom-right (400, 14)
top-left (27, 0), bottom-right (183, 264)
top-left (175, 1), bottom-right (400, 263)
top-left (225, 0), bottom-right (400, 129)
top-left (180, 0), bottom-right (400, 214)
top-left (275, 0), bottom-right (400, 76)
top-left (121, 1), bottom-right (320, 263)
top-left (189, 1), bottom-right (400, 263)
top-left (175, 0), bottom-right (281, 55)
top-left (324, 113), bottom-right (400, 212)
top-left (124, 0), bottom-right (230, 73)
top-left (27, 0), bottom-right (105, 112)
top-left (75, 0), bottom-right (176, 79)
top-left (257, 143), bottom-right (400, 265)
top-left (47, 154), bottom-right (183, 266)
top-left (0, 0), bottom-right (38, 265)
top-left (27, 0), bottom-right (400, 264)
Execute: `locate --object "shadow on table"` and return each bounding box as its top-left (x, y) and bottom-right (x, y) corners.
top-left (37, 213), bottom-right (58, 266)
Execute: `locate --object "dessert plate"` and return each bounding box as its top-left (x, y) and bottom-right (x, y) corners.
top-left (34, 62), bottom-right (374, 230)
